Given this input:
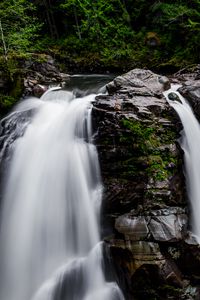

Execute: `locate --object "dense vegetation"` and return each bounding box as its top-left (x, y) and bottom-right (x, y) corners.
top-left (0, 0), bottom-right (200, 72)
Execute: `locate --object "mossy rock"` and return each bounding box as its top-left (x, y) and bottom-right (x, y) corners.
top-left (120, 118), bottom-right (179, 181)
top-left (0, 94), bottom-right (18, 115)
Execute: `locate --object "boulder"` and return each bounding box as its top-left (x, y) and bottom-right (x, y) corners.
top-left (33, 84), bottom-right (48, 97)
top-left (93, 68), bottom-right (184, 222)
top-left (106, 69), bottom-right (170, 95)
top-left (22, 59), bottom-right (70, 97)
top-left (92, 68), bottom-right (200, 299)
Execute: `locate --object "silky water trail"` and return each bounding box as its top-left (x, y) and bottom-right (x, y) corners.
top-left (164, 85), bottom-right (200, 243)
top-left (0, 81), bottom-right (124, 299)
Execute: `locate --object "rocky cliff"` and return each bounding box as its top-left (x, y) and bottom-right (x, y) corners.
top-left (0, 55), bottom-right (69, 116)
top-left (92, 68), bottom-right (200, 299)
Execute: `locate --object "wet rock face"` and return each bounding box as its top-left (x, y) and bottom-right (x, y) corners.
top-left (115, 207), bottom-right (187, 243)
top-left (92, 68), bottom-right (200, 299)
top-left (170, 64), bottom-right (200, 121)
top-left (23, 58), bottom-right (70, 97)
top-left (178, 81), bottom-right (200, 121)
top-left (0, 56), bottom-right (71, 118)
top-left (93, 69), bottom-right (184, 219)
top-left (106, 69), bottom-right (170, 95)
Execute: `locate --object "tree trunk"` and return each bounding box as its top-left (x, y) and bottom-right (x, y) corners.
top-left (0, 19), bottom-right (7, 61)
top-left (43, 0), bottom-right (59, 39)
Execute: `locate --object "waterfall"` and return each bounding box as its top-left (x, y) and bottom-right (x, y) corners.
top-left (0, 86), bottom-right (124, 300)
top-left (164, 85), bottom-right (200, 243)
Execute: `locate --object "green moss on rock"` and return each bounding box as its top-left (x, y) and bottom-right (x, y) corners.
top-left (0, 94), bottom-right (18, 114)
top-left (120, 118), bottom-right (179, 182)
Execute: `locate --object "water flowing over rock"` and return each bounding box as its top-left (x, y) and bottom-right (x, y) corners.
top-left (2, 67), bottom-right (200, 299)
top-left (171, 65), bottom-right (200, 120)
top-left (178, 81), bottom-right (200, 121)
top-left (23, 58), bottom-right (70, 97)
top-left (92, 68), bottom-right (200, 299)
top-left (0, 88), bottom-right (123, 300)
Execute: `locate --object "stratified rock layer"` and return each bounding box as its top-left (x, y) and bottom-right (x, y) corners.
top-left (93, 69), bottom-right (200, 299)
top-left (115, 207), bottom-right (187, 242)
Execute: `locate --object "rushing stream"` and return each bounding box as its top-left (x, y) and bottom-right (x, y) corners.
top-left (164, 86), bottom-right (200, 243)
top-left (0, 77), bottom-right (124, 300)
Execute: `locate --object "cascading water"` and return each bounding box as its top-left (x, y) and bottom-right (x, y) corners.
top-left (0, 83), bottom-right (124, 300)
top-left (164, 85), bottom-right (200, 243)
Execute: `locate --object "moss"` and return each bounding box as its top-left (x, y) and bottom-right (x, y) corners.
top-left (0, 57), bottom-right (9, 73)
top-left (146, 155), bottom-right (167, 181)
top-left (159, 284), bottom-right (182, 296)
top-left (0, 94), bottom-right (18, 114)
top-left (157, 127), bottom-right (177, 145)
top-left (120, 118), bottom-right (179, 181)
top-left (0, 55), bottom-right (23, 85)
top-left (120, 119), bottom-right (157, 156)
top-left (0, 55), bottom-right (24, 115)
top-left (9, 73), bottom-right (23, 99)
top-left (122, 119), bottom-right (155, 140)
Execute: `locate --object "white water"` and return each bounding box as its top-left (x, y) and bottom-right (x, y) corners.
top-left (0, 88), bottom-right (124, 300)
top-left (164, 85), bottom-right (200, 243)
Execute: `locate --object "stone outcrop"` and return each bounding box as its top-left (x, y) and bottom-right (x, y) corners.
top-left (92, 68), bottom-right (200, 299)
top-left (178, 81), bottom-right (200, 121)
top-left (22, 56), bottom-right (70, 97)
top-left (0, 55), bottom-right (70, 115)
top-left (115, 207), bottom-right (187, 242)
top-left (171, 65), bottom-right (200, 120)
top-left (93, 69), bottom-right (184, 219)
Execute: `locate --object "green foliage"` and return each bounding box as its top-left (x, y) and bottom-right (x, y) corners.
top-left (58, 0), bottom-right (134, 68)
top-left (0, 94), bottom-right (17, 113)
top-left (1, 0), bottom-right (200, 71)
top-left (148, 1), bottom-right (200, 66)
top-left (61, 0), bottom-right (132, 42)
top-left (0, 0), bottom-right (41, 55)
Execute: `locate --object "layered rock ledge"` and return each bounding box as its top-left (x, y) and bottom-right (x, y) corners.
top-left (92, 69), bottom-right (200, 299)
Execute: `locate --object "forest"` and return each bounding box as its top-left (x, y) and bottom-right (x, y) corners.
top-left (0, 0), bottom-right (200, 73)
